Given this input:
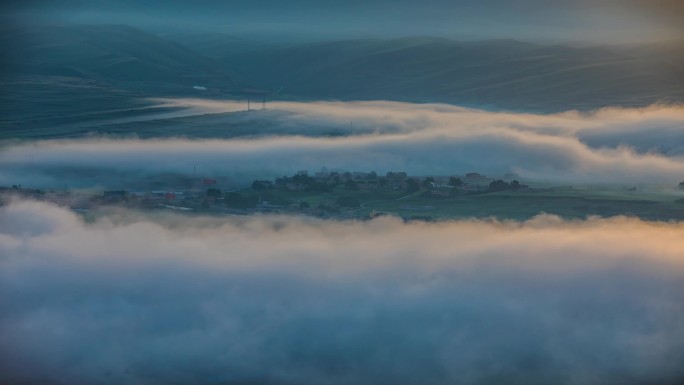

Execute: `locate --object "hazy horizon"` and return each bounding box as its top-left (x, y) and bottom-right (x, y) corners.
top-left (4, 0), bottom-right (684, 44)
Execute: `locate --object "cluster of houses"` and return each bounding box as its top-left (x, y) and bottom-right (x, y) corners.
top-left (263, 169), bottom-right (521, 197)
top-left (92, 168), bottom-right (513, 214)
top-left (0, 168), bottom-right (531, 217)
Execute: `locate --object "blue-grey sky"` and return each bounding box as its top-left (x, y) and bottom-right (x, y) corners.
top-left (4, 0), bottom-right (683, 43)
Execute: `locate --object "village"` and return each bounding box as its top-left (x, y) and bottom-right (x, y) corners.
top-left (0, 169), bottom-right (530, 219)
top-left (4, 169), bottom-right (684, 221)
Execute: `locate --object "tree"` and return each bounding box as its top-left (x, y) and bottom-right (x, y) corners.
top-left (422, 177), bottom-right (435, 190)
top-left (679, 181), bottom-right (684, 190)
top-left (300, 201), bottom-right (310, 209)
top-left (345, 179), bottom-right (358, 190)
top-left (488, 180), bottom-right (510, 192)
top-left (406, 178), bottom-right (420, 193)
top-left (386, 171), bottom-right (407, 181)
top-left (510, 180), bottom-right (521, 191)
top-left (292, 173), bottom-right (314, 186)
top-left (368, 171), bottom-right (378, 180)
top-left (449, 177), bottom-right (463, 187)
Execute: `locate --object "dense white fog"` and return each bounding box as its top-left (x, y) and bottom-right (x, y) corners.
top-left (3, 100), bottom-right (684, 384)
top-left (153, 99), bottom-right (684, 155)
top-left (1, 200), bottom-right (683, 384)
top-left (2, 100), bottom-right (684, 187)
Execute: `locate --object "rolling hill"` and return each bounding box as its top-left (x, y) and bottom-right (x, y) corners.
top-left (0, 24), bottom-right (247, 132)
top-left (202, 36), bottom-right (684, 111)
top-left (2, 25), bottom-right (683, 136)
top-left (2, 24), bottom-right (243, 88)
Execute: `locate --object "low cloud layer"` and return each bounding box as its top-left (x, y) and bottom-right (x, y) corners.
top-left (2, 100), bottom-right (684, 188)
top-left (1, 200), bottom-right (684, 384)
top-left (153, 99), bottom-right (684, 155)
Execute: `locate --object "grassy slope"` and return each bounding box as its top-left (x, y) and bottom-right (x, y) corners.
top-left (215, 37), bottom-right (684, 111)
top-left (0, 24), bottom-right (246, 135)
top-left (239, 185), bottom-right (684, 221)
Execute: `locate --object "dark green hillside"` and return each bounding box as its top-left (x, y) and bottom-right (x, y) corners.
top-left (2, 24), bottom-right (243, 87)
top-left (2, 26), bottom-right (683, 136)
top-left (212, 36), bottom-right (684, 111)
top-left (0, 24), bottom-right (251, 134)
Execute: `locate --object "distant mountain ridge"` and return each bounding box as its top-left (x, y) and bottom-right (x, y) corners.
top-left (2, 24), bottom-right (683, 127)
top-left (201, 35), bottom-right (684, 111)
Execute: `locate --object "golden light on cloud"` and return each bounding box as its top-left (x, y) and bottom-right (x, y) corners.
top-left (2, 200), bottom-right (684, 384)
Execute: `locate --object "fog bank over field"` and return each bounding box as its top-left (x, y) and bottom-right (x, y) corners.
top-left (1, 200), bottom-right (683, 384)
top-left (2, 100), bottom-right (684, 187)
top-left (155, 99), bottom-right (684, 154)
